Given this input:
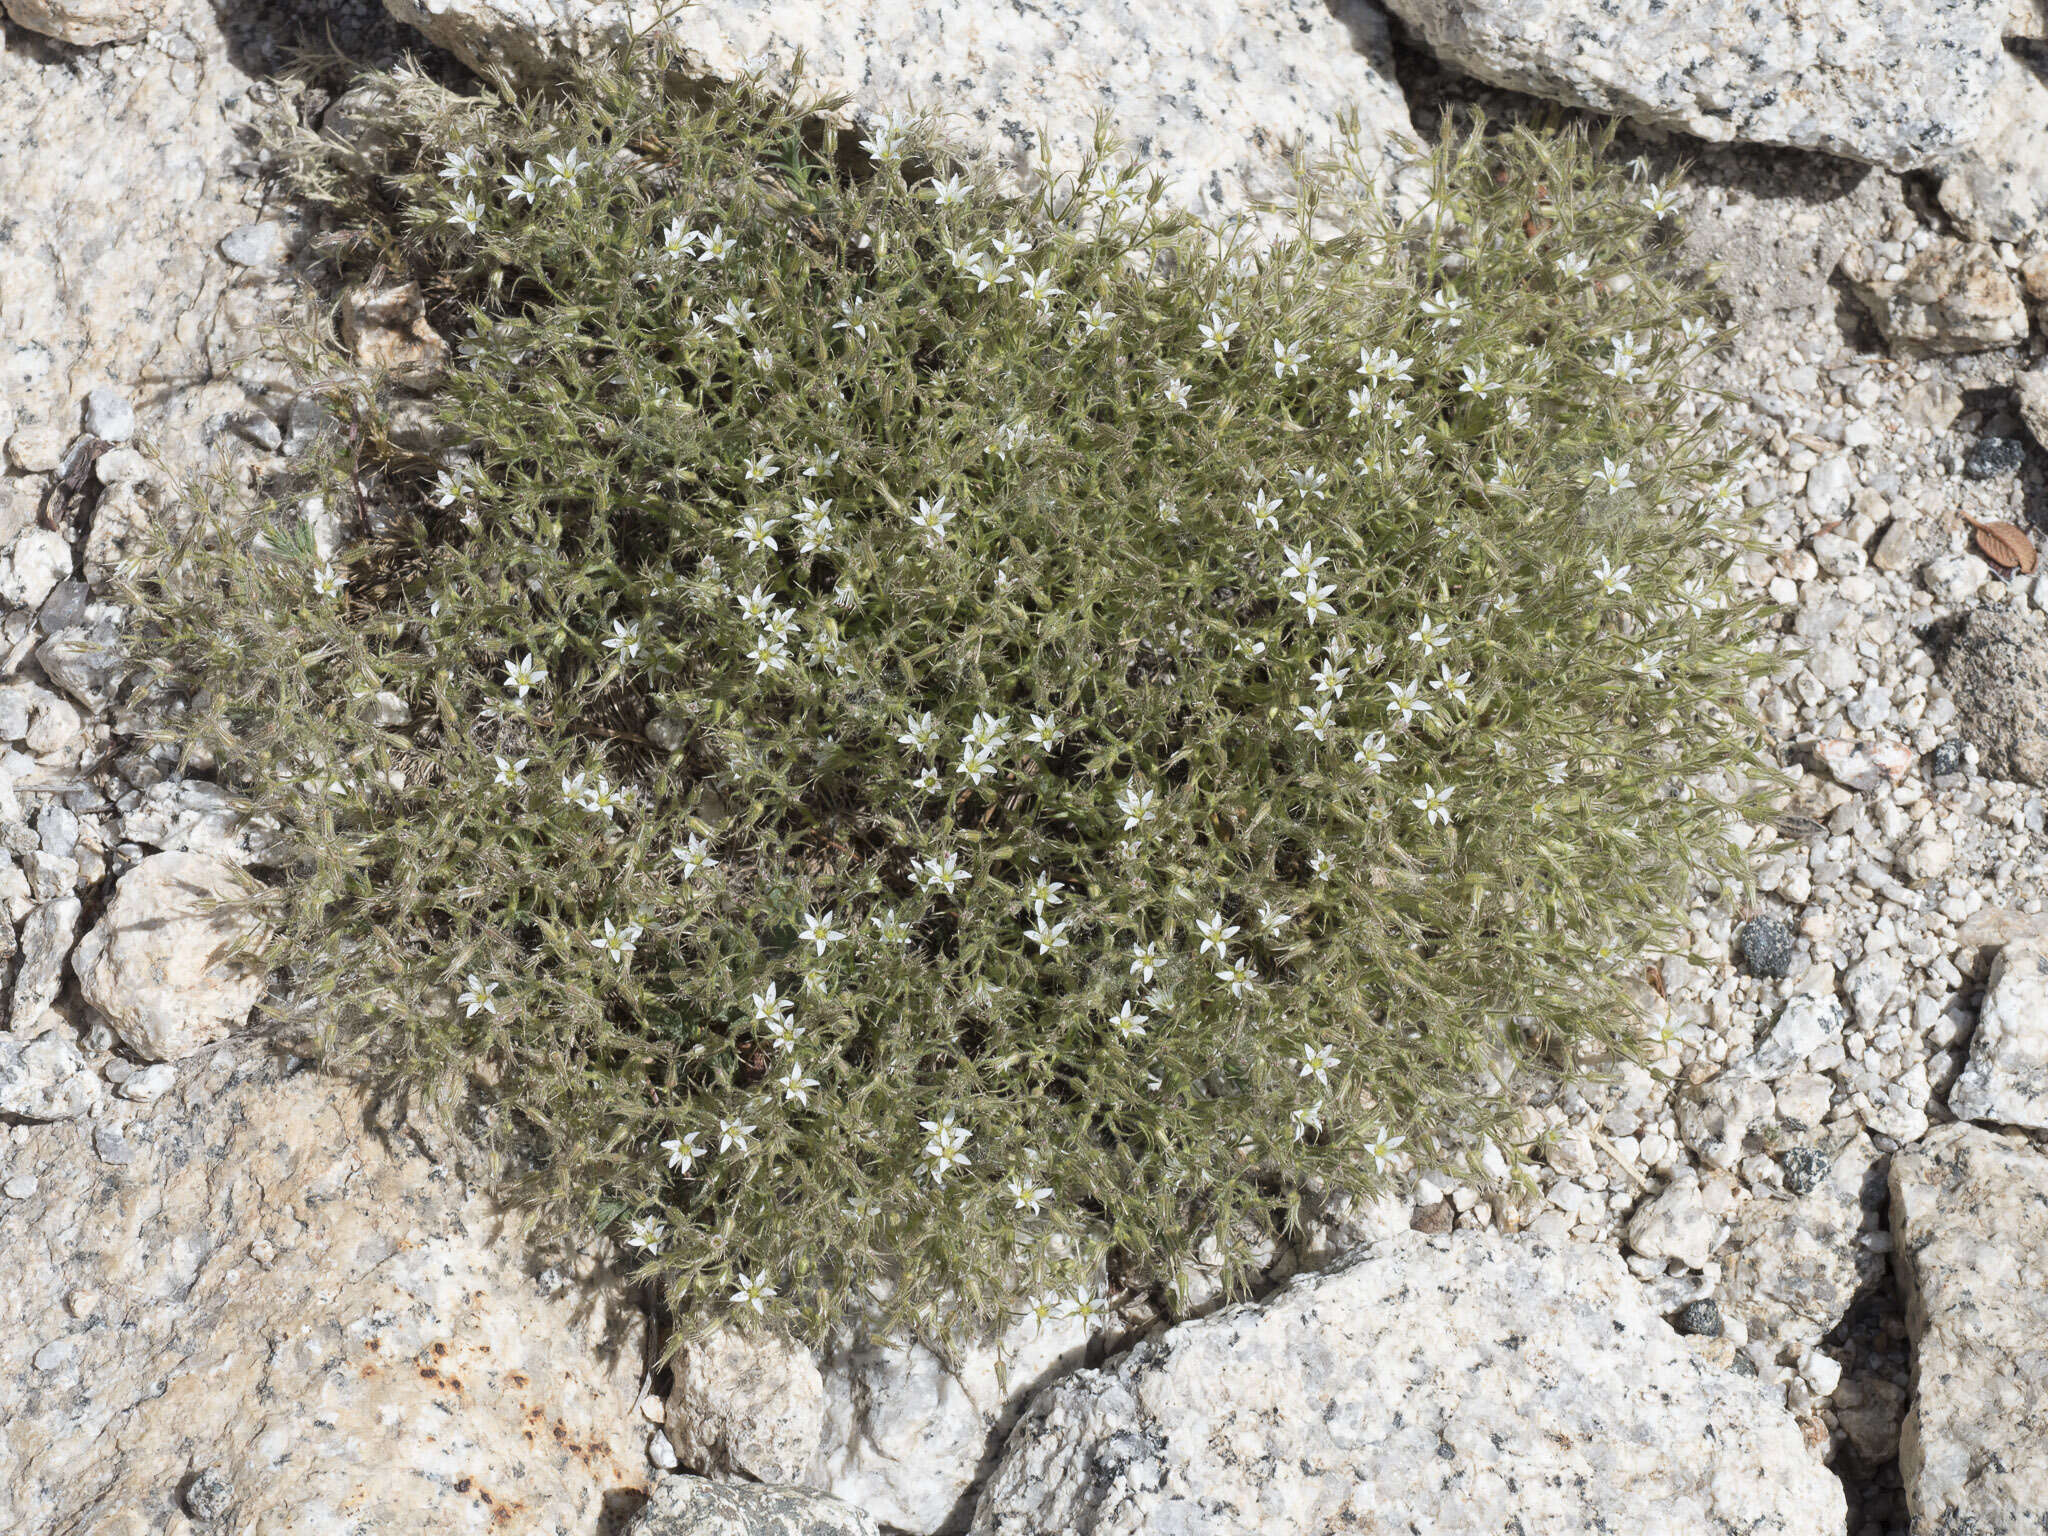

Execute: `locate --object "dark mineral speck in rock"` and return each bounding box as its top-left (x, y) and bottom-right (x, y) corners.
top-left (1930, 739), bottom-right (1965, 778)
top-left (1779, 1146), bottom-right (1831, 1196)
top-left (1739, 915), bottom-right (1795, 978)
top-left (1673, 1298), bottom-right (1723, 1337)
top-left (183, 1468), bottom-right (233, 1522)
top-left (1963, 436), bottom-right (2026, 480)
top-left (1730, 1352), bottom-right (1758, 1377)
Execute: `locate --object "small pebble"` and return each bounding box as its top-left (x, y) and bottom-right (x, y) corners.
top-left (119, 1062), bottom-right (178, 1103)
top-left (32, 1337), bottom-right (77, 1372)
top-left (82, 387), bottom-right (135, 443)
top-left (183, 1468), bottom-right (234, 1522)
top-left (638, 1393), bottom-right (666, 1424)
top-left (4, 1173), bottom-right (39, 1199)
top-left (218, 220), bottom-right (288, 269)
top-left (1739, 915), bottom-right (1795, 979)
top-left (1778, 1147), bottom-right (1831, 1196)
top-left (1930, 739), bottom-right (1965, 778)
top-left (93, 1125), bottom-right (136, 1166)
top-left (1962, 436), bottom-right (2026, 480)
top-left (1673, 1298), bottom-right (1723, 1337)
top-left (646, 1430), bottom-right (679, 1471)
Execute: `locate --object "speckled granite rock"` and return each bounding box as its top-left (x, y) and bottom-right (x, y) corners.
top-left (666, 1326), bottom-right (826, 1486)
top-left (814, 1308), bottom-right (1092, 1534)
top-left (1939, 606), bottom-right (2048, 786)
top-left (630, 1478), bottom-right (879, 1536)
top-left (0, 0), bottom-right (293, 482)
top-left (70, 851), bottom-right (272, 1061)
top-left (0, 1054), bottom-right (650, 1535)
top-left (1890, 1123), bottom-right (2048, 1534)
top-left (1379, 0), bottom-right (2007, 171)
top-left (1938, 59), bottom-right (2048, 243)
top-left (1838, 236), bottom-right (2031, 354)
top-left (1947, 934), bottom-right (2048, 1128)
top-left (1719, 1130), bottom-right (1888, 1357)
top-left (1, 0), bottom-right (170, 45)
top-left (969, 1233), bottom-right (1846, 1536)
top-left (380, 0), bottom-right (1418, 226)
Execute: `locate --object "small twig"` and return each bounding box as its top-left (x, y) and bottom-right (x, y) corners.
top-left (1586, 1126), bottom-right (1652, 1192)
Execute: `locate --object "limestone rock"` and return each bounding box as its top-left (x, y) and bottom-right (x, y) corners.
top-left (0, 529), bottom-right (75, 613)
top-left (119, 778), bottom-right (281, 865)
top-left (1748, 994), bottom-right (1846, 1080)
top-left (70, 851), bottom-right (271, 1061)
top-left (1379, 0), bottom-right (2007, 172)
top-left (666, 1326), bottom-right (826, 1486)
top-left (1890, 1123), bottom-right (2048, 1531)
top-left (1938, 606), bottom-right (2048, 786)
top-left (1627, 1168), bottom-right (1725, 1271)
top-left (631, 1477), bottom-right (879, 1536)
top-left (1678, 1068), bottom-right (1776, 1170)
top-left (1, 0), bottom-right (170, 44)
top-left (1938, 59), bottom-right (2048, 244)
top-left (1946, 934), bottom-right (2048, 1127)
top-left (0, 1057), bottom-right (650, 1534)
top-left (1720, 1131), bottom-right (1888, 1356)
top-left (1838, 237), bottom-right (2029, 354)
top-left (380, 0), bottom-right (1419, 229)
top-left (10, 895), bottom-right (80, 1027)
top-left (816, 1308), bottom-right (1092, 1534)
top-left (0, 1025), bottom-right (100, 1121)
top-left (971, 1233), bottom-right (1846, 1535)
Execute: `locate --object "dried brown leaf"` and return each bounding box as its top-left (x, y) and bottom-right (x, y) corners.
top-left (1964, 515), bottom-right (2038, 576)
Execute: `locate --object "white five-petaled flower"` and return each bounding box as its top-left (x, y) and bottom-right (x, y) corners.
top-left (500, 160), bottom-right (543, 203)
top-left (1195, 911), bottom-right (1240, 958)
top-left (660, 1130), bottom-right (703, 1173)
top-left (502, 653), bottom-right (547, 699)
top-left (744, 639), bottom-right (791, 675)
top-left (492, 755), bottom-right (529, 788)
top-left (1257, 903), bottom-right (1292, 936)
top-left (543, 148), bottom-right (586, 186)
top-left (775, 1060), bottom-right (819, 1106)
top-left (1289, 466), bottom-right (1330, 501)
top-left (897, 711), bottom-right (941, 753)
top-left (1016, 267), bottom-right (1063, 306)
top-left (1419, 287), bottom-right (1468, 328)
top-left (1407, 614), bottom-right (1449, 655)
top-left (1025, 916), bottom-right (1072, 955)
top-left (1590, 457), bottom-right (1635, 494)
top-left (1385, 678), bottom-right (1432, 726)
top-left (1411, 781), bottom-right (1455, 827)
top-left (1075, 299), bottom-right (1116, 336)
top-left (1197, 312), bottom-right (1240, 353)
top-left (1021, 872), bottom-right (1065, 914)
top-left (1215, 960), bottom-right (1258, 998)
top-left (713, 297), bottom-right (756, 331)
top-left (1294, 700), bottom-right (1335, 740)
top-left (1299, 1041), bottom-right (1341, 1085)
top-left (1271, 338), bottom-right (1310, 377)
top-left (957, 746), bottom-right (998, 786)
top-left (919, 1112), bottom-right (973, 1180)
top-left (438, 145), bottom-right (484, 183)
top-left (1430, 665), bottom-right (1472, 707)
top-left (1592, 553), bottom-right (1633, 595)
top-left (910, 494), bottom-right (956, 546)
top-left (750, 981), bottom-right (794, 1027)
top-left (924, 171), bottom-right (972, 207)
top-left (673, 834), bottom-right (718, 878)
top-left (457, 974), bottom-right (499, 1018)
top-left (1290, 579), bottom-right (1338, 625)
top-left (1160, 376), bottom-right (1192, 409)
top-left (1280, 541), bottom-right (1329, 584)
top-left (730, 1270), bottom-right (777, 1313)
top-left (1309, 848), bottom-right (1335, 879)
top-left (1365, 1127), bottom-right (1407, 1174)
top-left (1129, 941), bottom-right (1163, 983)
top-left (1457, 360), bottom-right (1501, 398)
top-left (591, 917), bottom-right (642, 966)
top-left (446, 192), bottom-right (486, 233)
top-left (1311, 658), bottom-right (1350, 697)
top-left (915, 851), bottom-right (972, 895)
top-left (718, 1116), bottom-right (756, 1154)
top-left (1116, 781), bottom-right (1159, 831)
top-left (1555, 251), bottom-right (1591, 282)
top-left (1292, 1101), bottom-right (1324, 1142)
top-left (796, 910), bottom-right (847, 955)
top-left (311, 563), bottom-right (346, 598)
top-left (1354, 731), bottom-right (1395, 773)
top-left (1109, 1000), bottom-right (1148, 1038)
top-left (603, 618), bottom-right (646, 660)
top-left (696, 225), bottom-right (736, 262)
top-left (1245, 490), bottom-right (1284, 531)
top-left (1355, 346), bottom-right (1414, 385)
top-left (1639, 183), bottom-right (1681, 217)
top-left (741, 451), bottom-right (779, 485)
top-left (871, 908), bottom-right (912, 945)
top-left (1006, 1174), bottom-right (1054, 1214)
top-left (622, 1215), bottom-right (665, 1255)
top-left (1022, 713), bottom-right (1062, 751)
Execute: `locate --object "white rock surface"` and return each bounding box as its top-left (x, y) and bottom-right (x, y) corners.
top-left (0, 1026), bottom-right (101, 1121)
top-left (1379, 0), bottom-right (2007, 171)
top-left (1938, 58), bottom-right (2048, 244)
top-left (1, 0), bottom-right (170, 44)
top-left (1627, 1167), bottom-right (1725, 1270)
top-left (1719, 1132), bottom-right (1888, 1355)
top-left (1837, 236), bottom-right (2030, 353)
top-left (816, 1309), bottom-right (1092, 1534)
top-left (632, 1477), bottom-right (880, 1536)
top-left (381, 0), bottom-right (1419, 227)
top-left (1748, 994), bottom-right (1845, 1078)
top-left (1890, 1123), bottom-right (2048, 1533)
top-left (0, 1058), bottom-right (650, 1534)
top-left (1946, 935), bottom-right (2048, 1127)
top-left (971, 1233), bottom-right (1845, 1535)
top-left (70, 851), bottom-right (271, 1061)
top-left (666, 1325), bottom-right (826, 1486)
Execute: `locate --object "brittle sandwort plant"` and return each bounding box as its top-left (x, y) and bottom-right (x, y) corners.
top-left (129, 47), bottom-right (1785, 1348)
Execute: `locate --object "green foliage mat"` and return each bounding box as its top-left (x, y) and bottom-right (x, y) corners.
top-left (133, 51), bottom-right (1783, 1344)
